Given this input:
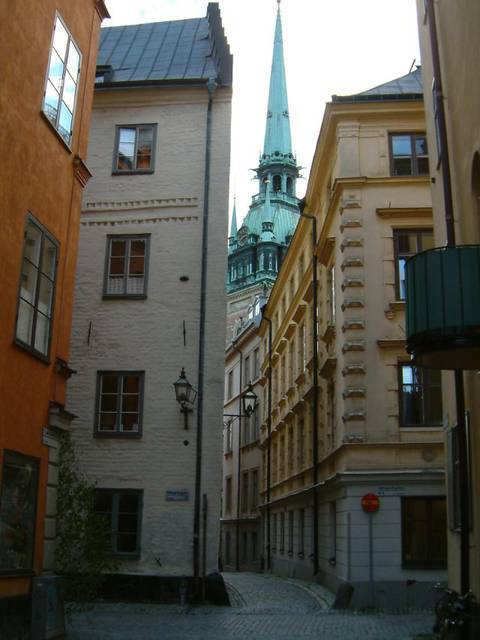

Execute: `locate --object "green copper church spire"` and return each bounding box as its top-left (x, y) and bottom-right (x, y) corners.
top-left (263, 0), bottom-right (292, 158)
top-left (230, 197), bottom-right (238, 239)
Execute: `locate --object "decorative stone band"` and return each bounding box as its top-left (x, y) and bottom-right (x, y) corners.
top-left (81, 215), bottom-right (199, 227)
top-left (82, 197), bottom-right (198, 213)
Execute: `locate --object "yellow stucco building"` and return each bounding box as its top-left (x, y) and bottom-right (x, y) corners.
top-left (258, 67), bottom-right (447, 608)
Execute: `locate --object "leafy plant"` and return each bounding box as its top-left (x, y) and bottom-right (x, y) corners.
top-left (55, 433), bottom-right (116, 609)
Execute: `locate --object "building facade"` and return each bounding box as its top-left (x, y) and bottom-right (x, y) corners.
top-left (258, 68), bottom-right (447, 608)
top-left (0, 0), bottom-right (108, 633)
top-left (222, 314), bottom-right (263, 572)
top-left (226, 4), bottom-right (299, 340)
top-left (67, 3), bottom-right (232, 599)
top-left (415, 0), bottom-right (480, 601)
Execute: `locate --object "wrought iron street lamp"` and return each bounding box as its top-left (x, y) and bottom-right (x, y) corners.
top-left (173, 367), bottom-right (197, 429)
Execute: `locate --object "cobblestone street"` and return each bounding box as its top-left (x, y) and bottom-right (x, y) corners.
top-left (67, 572), bottom-right (435, 639)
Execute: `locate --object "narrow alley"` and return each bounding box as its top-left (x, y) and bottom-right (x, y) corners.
top-left (67, 572), bottom-right (434, 640)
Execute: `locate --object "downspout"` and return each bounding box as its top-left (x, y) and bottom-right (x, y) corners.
top-left (425, 0), bottom-right (469, 597)
top-left (261, 312), bottom-right (273, 571)
top-left (193, 77), bottom-right (217, 589)
top-left (231, 341), bottom-right (243, 571)
top-left (299, 201), bottom-right (320, 576)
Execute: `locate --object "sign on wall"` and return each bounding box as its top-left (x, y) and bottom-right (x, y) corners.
top-left (166, 490), bottom-right (189, 502)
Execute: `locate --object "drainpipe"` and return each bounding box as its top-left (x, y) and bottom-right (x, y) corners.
top-left (426, 0), bottom-right (469, 597)
top-left (231, 341), bottom-right (243, 571)
top-left (261, 312), bottom-right (273, 571)
top-left (193, 77), bottom-right (217, 591)
top-left (299, 200), bottom-right (320, 576)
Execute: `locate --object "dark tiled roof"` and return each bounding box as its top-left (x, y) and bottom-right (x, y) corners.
top-left (332, 67), bottom-right (423, 103)
top-left (96, 3), bottom-right (232, 86)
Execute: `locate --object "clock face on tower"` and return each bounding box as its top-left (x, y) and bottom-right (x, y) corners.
top-left (238, 225), bottom-right (248, 246)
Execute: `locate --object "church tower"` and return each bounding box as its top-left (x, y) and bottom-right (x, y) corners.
top-left (226, 1), bottom-right (300, 338)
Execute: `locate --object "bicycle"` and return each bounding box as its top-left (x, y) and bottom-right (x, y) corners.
top-left (433, 584), bottom-right (475, 639)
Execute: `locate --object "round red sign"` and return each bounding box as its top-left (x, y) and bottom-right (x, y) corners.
top-left (361, 493), bottom-right (380, 513)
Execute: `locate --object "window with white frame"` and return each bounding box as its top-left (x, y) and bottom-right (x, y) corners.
top-left (114, 125), bottom-right (156, 173)
top-left (394, 229), bottom-right (434, 300)
top-left (43, 14), bottom-right (81, 145)
top-left (94, 489), bottom-right (142, 556)
top-left (15, 215), bottom-right (58, 358)
top-left (104, 235), bottom-right (149, 298)
top-left (399, 364), bottom-right (442, 427)
top-left (96, 371), bottom-right (144, 436)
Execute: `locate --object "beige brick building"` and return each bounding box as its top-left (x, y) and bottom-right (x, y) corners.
top-left (415, 0), bottom-right (480, 601)
top-left (67, 4), bottom-right (232, 599)
top-left (258, 68), bottom-right (447, 608)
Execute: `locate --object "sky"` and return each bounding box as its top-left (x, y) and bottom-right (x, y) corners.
top-left (104, 0), bottom-right (422, 228)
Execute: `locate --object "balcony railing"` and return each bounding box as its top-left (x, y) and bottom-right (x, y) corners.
top-left (405, 245), bottom-right (480, 369)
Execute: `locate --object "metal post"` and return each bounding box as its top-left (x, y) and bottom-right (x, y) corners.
top-left (231, 343), bottom-right (243, 571)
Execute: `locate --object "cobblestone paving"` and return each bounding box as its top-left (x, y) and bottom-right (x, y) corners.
top-left (67, 572), bottom-right (435, 640)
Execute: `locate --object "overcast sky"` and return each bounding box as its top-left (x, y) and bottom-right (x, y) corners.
top-left (104, 0), bottom-right (421, 228)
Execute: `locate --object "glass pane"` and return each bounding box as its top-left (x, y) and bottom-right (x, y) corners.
top-left (99, 413), bottom-right (116, 430)
top-left (126, 276), bottom-right (145, 295)
top-left (58, 102), bottom-right (72, 143)
top-left (392, 135), bottom-right (412, 156)
top-left (402, 366), bottom-right (413, 385)
top-left (398, 258), bottom-right (406, 299)
top-left (66, 42), bottom-right (80, 78)
top-left (138, 127), bottom-right (153, 143)
top-left (121, 413), bottom-right (139, 431)
top-left (43, 81), bottom-right (59, 124)
top-left (119, 493), bottom-right (139, 512)
top-left (123, 376), bottom-right (139, 394)
top-left (130, 240), bottom-right (145, 257)
top-left (417, 157), bottom-right (430, 175)
top-left (415, 136), bottom-right (428, 156)
top-left (41, 238), bottom-right (57, 278)
top-left (48, 50), bottom-right (64, 92)
top-left (20, 260), bottom-right (38, 304)
top-left (106, 276), bottom-right (125, 295)
top-left (119, 128), bottom-right (136, 144)
top-left (101, 375), bottom-right (118, 394)
top-left (402, 385), bottom-right (423, 425)
top-left (0, 453), bottom-right (39, 570)
top-left (393, 157), bottom-right (412, 176)
top-left (397, 232), bottom-right (416, 255)
top-left (101, 394), bottom-right (117, 412)
top-left (111, 240), bottom-right (126, 258)
top-left (52, 17), bottom-right (69, 60)
top-left (24, 222), bottom-right (42, 266)
top-left (62, 71), bottom-right (77, 112)
top-left (34, 312), bottom-right (50, 355)
top-left (117, 148), bottom-right (134, 170)
top-left (109, 257), bottom-right (125, 276)
top-left (37, 276), bottom-right (53, 316)
top-left (116, 533), bottom-right (137, 553)
top-left (122, 395), bottom-right (139, 413)
top-left (136, 145), bottom-right (152, 169)
top-left (426, 386), bottom-right (443, 424)
top-left (16, 300), bottom-right (34, 345)
top-left (129, 256), bottom-right (144, 276)
top-left (118, 514), bottom-right (137, 533)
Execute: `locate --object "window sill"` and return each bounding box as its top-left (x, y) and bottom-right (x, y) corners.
top-left (40, 110), bottom-right (73, 153)
top-left (112, 170), bottom-right (154, 176)
top-left (94, 431), bottom-right (142, 439)
top-left (14, 338), bottom-right (51, 365)
top-left (103, 294), bottom-right (147, 300)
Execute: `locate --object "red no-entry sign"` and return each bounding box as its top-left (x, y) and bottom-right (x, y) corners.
top-left (361, 493), bottom-right (380, 513)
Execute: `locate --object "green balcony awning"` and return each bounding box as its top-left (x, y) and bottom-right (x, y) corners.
top-left (406, 245), bottom-right (480, 369)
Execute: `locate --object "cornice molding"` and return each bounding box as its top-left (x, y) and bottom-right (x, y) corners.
top-left (73, 155), bottom-right (92, 188)
top-left (95, 0), bottom-right (110, 20)
top-left (82, 197), bottom-right (198, 213)
top-left (81, 215), bottom-right (199, 227)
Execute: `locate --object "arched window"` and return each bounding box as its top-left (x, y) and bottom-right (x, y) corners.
top-left (286, 177), bottom-right (293, 195)
top-left (273, 175), bottom-right (281, 192)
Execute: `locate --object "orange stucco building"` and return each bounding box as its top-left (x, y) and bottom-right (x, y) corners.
top-left (0, 0), bottom-right (108, 633)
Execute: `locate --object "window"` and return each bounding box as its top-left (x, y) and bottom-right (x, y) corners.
top-left (241, 472), bottom-right (249, 513)
top-left (390, 133), bottom-right (429, 176)
top-left (95, 371), bottom-right (144, 436)
top-left (254, 408), bottom-right (260, 442)
top-left (225, 421), bottom-right (233, 454)
top-left (298, 324), bottom-right (306, 373)
top-left (288, 511), bottom-right (294, 554)
top-left (15, 215), bottom-right (58, 359)
top-left (280, 512), bottom-right (285, 553)
top-left (225, 477), bottom-right (232, 515)
top-left (251, 469), bottom-right (259, 511)
top-left (94, 489), bottom-right (142, 556)
top-left (104, 235), bottom-right (149, 298)
top-left (327, 267), bottom-right (336, 325)
top-left (0, 451), bottom-right (39, 571)
top-left (227, 370), bottom-right (234, 399)
top-left (43, 14), bottom-right (81, 145)
top-left (394, 229), bottom-right (434, 300)
top-left (253, 348), bottom-right (260, 380)
top-left (114, 125), bottom-right (156, 173)
top-left (399, 364), bottom-right (442, 427)
top-left (244, 356), bottom-right (250, 388)
top-left (298, 509), bottom-right (305, 556)
top-left (297, 419), bottom-right (305, 470)
top-left (402, 497), bottom-right (447, 568)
